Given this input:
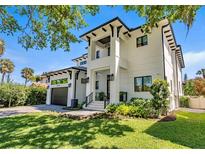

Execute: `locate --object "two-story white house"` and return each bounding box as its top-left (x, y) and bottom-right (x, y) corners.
top-left (80, 17), bottom-right (184, 111)
top-left (45, 17), bottom-right (184, 111)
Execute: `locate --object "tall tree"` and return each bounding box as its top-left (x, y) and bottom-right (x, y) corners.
top-left (196, 69), bottom-right (205, 79)
top-left (21, 67), bottom-right (34, 86)
top-left (0, 6), bottom-right (203, 51)
top-left (6, 61), bottom-right (15, 83)
top-left (0, 6), bottom-right (99, 51)
top-left (0, 39), bottom-right (5, 57)
top-left (123, 6), bottom-right (201, 33)
top-left (0, 59), bottom-right (15, 83)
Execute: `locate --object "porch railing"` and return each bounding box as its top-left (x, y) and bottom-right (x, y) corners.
top-left (104, 96), bottom-right (110, 109)
top-left (85, 92), bottom-right (93, 107)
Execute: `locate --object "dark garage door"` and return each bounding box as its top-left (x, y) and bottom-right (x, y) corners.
top-left (51, 87), bottom-right (68, 106)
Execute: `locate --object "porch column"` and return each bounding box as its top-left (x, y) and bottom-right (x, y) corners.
top-left (110, 26), bottom-right (120, 104)
top-left (67, 69), bottom-right (76, 107)
top-left (86, 40), bottom-right (95, 97)
top-left (46, 85), bottom-right (51, 105)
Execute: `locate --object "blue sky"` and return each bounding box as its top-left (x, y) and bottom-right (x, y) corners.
top-left (0, 6), bottom-right (205, 83)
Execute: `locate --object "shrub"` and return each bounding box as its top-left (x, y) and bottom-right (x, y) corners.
top-left (0, 83), bottom-right (46, 107)
top-left (130, 98), bottom-right (155, 118)
top-left (106, 104), bottom-right (118, 113)
top-left (27, 86), bottom-right (47, 105)
top-left (116, 104), bottom-right (130, 116)
top-left (183, 78), bottom-right (205, 96)
top-left (150, 79), bottom-right (170, 116)
top-left (183, 80), bottom-right (196, 96)
top-left (78, 101), bottom-right (86, 109)
top-left (179, 96), bottom-right (190, 108)
top-left (128, 105), bottom-right (140, 117)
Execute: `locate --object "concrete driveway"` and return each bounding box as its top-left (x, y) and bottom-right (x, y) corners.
top-left (0, 104), bottom-right (103, 118)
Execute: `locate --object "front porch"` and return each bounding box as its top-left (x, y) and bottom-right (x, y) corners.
top-left (85, 67), bottom-right (128, 110)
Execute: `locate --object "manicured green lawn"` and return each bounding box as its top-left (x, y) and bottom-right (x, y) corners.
top-left (0, 111), bottom-right (205, 149)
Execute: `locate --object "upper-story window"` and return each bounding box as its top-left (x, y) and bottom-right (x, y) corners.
top-left (134, 76), bottom-right (152, 92)
top-left (80, 61), bottom-right (87, 65)
top-left (136, 35), bottom-right (148, 47)
top-left (96, 50), bottom-right (100, 59)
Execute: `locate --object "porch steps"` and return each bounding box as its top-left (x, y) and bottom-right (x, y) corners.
top-left (84, 101), bottom-right (105, 111)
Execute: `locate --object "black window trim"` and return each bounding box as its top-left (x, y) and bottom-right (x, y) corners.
top-left (134, 75), bottom-right (152, 92)
top-left (96, 50), bottom-right (100, 59)
top-left (136, 35), bottom-right (148, 48)
top-left (95, 80), bottom-right (99, 90)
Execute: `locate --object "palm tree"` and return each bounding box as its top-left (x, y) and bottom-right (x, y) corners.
top-left (6, 61), bottom-right (15, 83)
top-left (196, 69), bottom-right (205, 79)
top-left (0, 59), bottom-right (15, 83)
top-left (21, 67), bottom-right (34, 86)
top-left (0, 39), bottom-right (5, 57)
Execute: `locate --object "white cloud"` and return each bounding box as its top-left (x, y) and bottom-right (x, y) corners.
top-left (183, 51), bottom-right (205, 79)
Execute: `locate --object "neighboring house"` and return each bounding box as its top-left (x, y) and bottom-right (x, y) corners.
top-left (45, 17), bottom-right (184, 111)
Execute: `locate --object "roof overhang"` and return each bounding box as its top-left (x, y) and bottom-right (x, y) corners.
top-left (162, 23), bottom-right (185, 68)
top-left (72, 53), bottom-right (88, 62)
top-left (44, 66), bottom-right (87, 77)
top-left (80, 17), bottom-right (130, 41)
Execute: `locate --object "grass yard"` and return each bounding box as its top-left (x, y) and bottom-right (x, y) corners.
top-left (0, 111), bottom-right (205, 149)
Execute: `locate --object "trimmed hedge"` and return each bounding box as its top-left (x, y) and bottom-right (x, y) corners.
top-left (0, 84), bottom-right (46, 107)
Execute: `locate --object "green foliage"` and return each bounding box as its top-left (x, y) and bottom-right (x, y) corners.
top-left (0, 6), bottom-right (202, 51)
top-left (21, 67), bottom-right (34, 85)
top-left (150, 79), bottom-right (170, 116)
top-left (179, 96), bottom-right (190, 108)
top-left (183, 80), bottom-right (196, 96)
top-left (184, 78), bottom-right (205, 96)
top-left (130, 98), bottom-right (155, 118)
top-left (0, 58), bottom-right (15, 83)
top-left (0, 39), bottom-right (5, 57)
top-left (106, 104), bottom-right (118, 113)
top-left (27, 86), bottom-right (47, 105)
top-left (0, 6), bottom-right (99, 51)
top-left (0, 83), bottom-right (46, 107)
top-left (78, 101), bottom-right (86, 109)
top-left (116, 104), bottom-right (130, 116)
top-left (123, 6), bottom-right (201, 33)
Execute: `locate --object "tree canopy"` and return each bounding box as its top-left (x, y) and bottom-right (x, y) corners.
top-left (0, 5), bottom-right (202, 51)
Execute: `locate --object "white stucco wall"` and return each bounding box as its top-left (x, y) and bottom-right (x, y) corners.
top-left (75, 71), bottom-right (87, 103)
top-left (163, 33), bottom-right (176, 110)
top-left (124, 26), bottom-right (164, 100)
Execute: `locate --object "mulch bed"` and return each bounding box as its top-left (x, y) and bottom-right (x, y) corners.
top-left (158, 112), bottom-right (176, 122)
